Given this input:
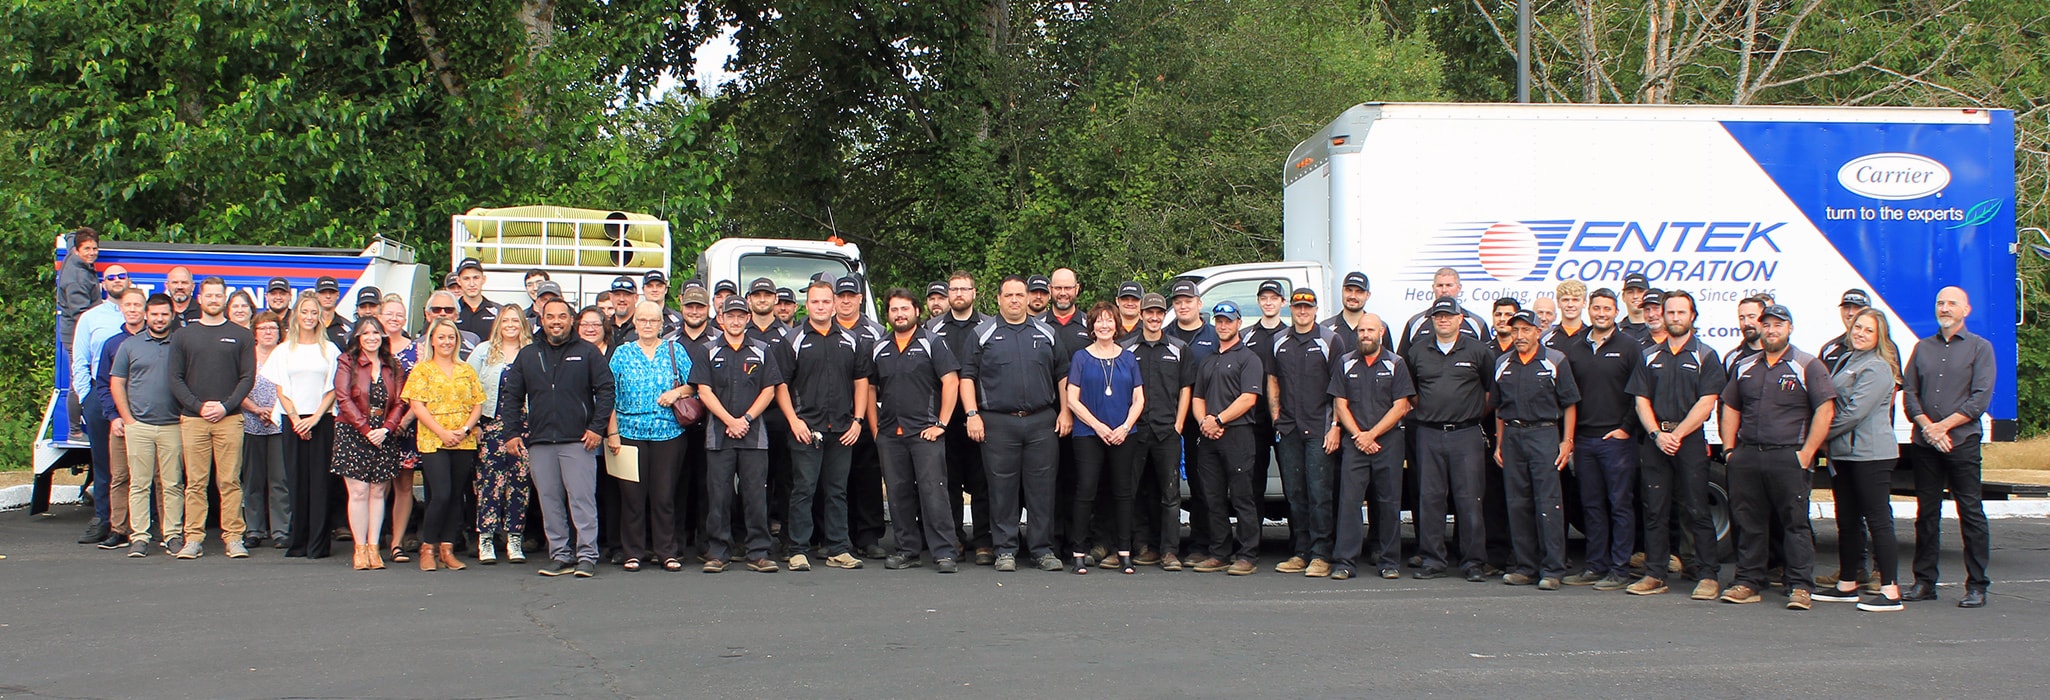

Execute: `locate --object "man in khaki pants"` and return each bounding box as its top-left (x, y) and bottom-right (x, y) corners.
top-left (166, 277), bottom-right (257, 559)
top-left (111, 294), bottom-right (184, 557)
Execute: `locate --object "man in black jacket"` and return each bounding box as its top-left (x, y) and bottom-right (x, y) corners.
top-left (503, 298), bottom-right (617, 578)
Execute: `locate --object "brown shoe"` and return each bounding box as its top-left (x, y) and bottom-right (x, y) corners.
top-left (1192, 557), bottom-right (1231, 573)
top-left (1133, 547), bottom-right (1162, 566)
top-left (419, 545), bottom-right (437, 572)
top-left (1627, 552), bottom-right (1646, 570)
top-left (1720, 584), bottom-right (1762, 604)
top-left (1304, 559), bottom-right (1332, 578)
top-left (1227, 560), bottom-right (1257, 576)
top-left (1160, 553), bottom-right (1183, 572)
top-left (1274, 556), bottom-right (1309, 574)
top-left (437, 543), bottom-right (466, 571)
top-left (368, 546), bottom-right (385, 570)
top-left (1668, 555), bottom-right (1684, 574)
top-left (1691, 579), bottom-right (1721, 601)
top-left (1787, 589), bottom-right (1812, 610)
top-left (1098, 552), bottom-right (1122, 569)
top-left (1625, 576), bottom-right (1667, 596)
top-left (352, 544), bottom-right (369, 571)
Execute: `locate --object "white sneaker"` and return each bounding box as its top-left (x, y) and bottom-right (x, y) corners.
top-left (477, 535), bottom-right (498, 564)
top-left (505, 534), bottom-right (526, 563)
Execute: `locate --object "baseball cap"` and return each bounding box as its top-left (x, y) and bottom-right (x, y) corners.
top-left (442, 272), bottom-right (458, 288)
top-left (747, 277), bottom-right (776, 295)
top-left (1622, 272), bottom-right (1650, 291)
top-left (456, 257), bottom-right (484, 274)
top-left (644, 269), bottom-right (668, 286)
top-left (609, 275), bottom-right (637, 293)
top-left (1508, 310), bottom-right (1540, 328)
top-left (315, 276), bottom-right (340, 293)
top-left (1289, 287), bottom-right (1317, 306)
top-left (1428, 296), bottom-right (1461, 317)
top-left (776, 287), bottom-right (796, 304)
top-left (1640, 289), bottom-right (1665, 308)
top-left (926, 281), bottom-right (948, 297)
top-left (355, 286), bottom-right (382, 307)
top-left (266, 277), bottom-right (291, 293)
top-left (1168, 279), bottom-right (1199, 300)
top-left (1140, 293), bottom-right (1169, 312)
top-left (1210, 300), bottom-right (1242, 322)
top-left (1026, 275), bottom-right (1050, 293)
top-left (1760, 303), bottom-right (1794, 323)
top-left (721, 298), bottom-right (750, 315)
top-left (1257, 280), bottom-right (1285, 297)
top-left (1342, 271), bottom-right (1370, 291)
top-left (1117, 281), bottom-right (1144, 300)
top-left (714, 280), bottom-right (738, 296)
top-left (536, 280), bottom-right (562, 297)
top-left (680, 287), bottom-right (709, 307)
top-left (835, 276), bottom-right (862, 296)
top-left (1840, 288), bottom-right (1871, 308)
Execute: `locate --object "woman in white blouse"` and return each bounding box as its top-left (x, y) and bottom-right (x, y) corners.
top-left (263, 292), bottom-right (340, 560)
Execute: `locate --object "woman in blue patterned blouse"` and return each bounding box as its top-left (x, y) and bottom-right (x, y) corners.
top-left (605, 301), bottom-right (695, 572)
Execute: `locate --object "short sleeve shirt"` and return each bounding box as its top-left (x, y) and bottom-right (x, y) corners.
top-left (1067, 348), bottom-right (1143, 437)
top-left (869, 328), bottom-right (960, 434)
top-left (1626, 336), bottom-right (1727, 424)
top-left (1195, 343), bottom-right (1264, 427)
top-left (692, 338), bottom-right (784, 450)
top-left (1561, 329), bottom-right (1639, 433)
top-left (1490, 347), bottom-right (1581, 423)
top-left (1125, 334), bottom-right (1195, 440)
top-left (778, 323), bottom-right (872, 433)
top-left (402, 360), bottom-right (487, 452)
top-left (608, 340), bottom-right (690, 441)
top-left (960, 317), bottom-right (1068, 413)
top-left (1269, 325), bottom-right (1341, 437)
top-left (1721, 347), bottom-right (1838, 446)
top-left (1327, 349), bottom-right (1415, 432)
top-left (1404, 334), bottom-right (1494, 424)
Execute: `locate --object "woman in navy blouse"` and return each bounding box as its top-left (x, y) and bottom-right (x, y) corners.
top-left (1064, 302), bottom-right (1145, 574)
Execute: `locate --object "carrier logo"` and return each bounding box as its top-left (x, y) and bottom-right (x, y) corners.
top-left (1407, 220), bottom-right (1572, 282)
top-left (1837, 153), bottom-right (1950, 200)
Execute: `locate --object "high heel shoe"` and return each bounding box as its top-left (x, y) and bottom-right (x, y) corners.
top-left (419, 544), bottom-right (437, 571)
top-left (352, 544), bottom-right (368, 570)
top-left (1120, 551), bottom-right (1136, 575)
top-left (437, 543), bottom-right (466, 571)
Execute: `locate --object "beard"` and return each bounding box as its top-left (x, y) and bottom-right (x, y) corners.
top-left (1664, 320), bottom-right (1691, 337)
top-left (1762, 335), bottom-right (1791, 353)
top-left (1741, 327), bottom-right (1760, 343)
top-left (891, 316), bottom-right (919, 333)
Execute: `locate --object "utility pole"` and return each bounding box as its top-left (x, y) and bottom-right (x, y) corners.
top-left (1517, 0), bottom-right (1531, 103)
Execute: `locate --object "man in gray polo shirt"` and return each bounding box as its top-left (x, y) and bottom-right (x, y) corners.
top-left (1903, 286), bottom-right (1998, 608)
top-left (110, 294), bottom-right (183, 557)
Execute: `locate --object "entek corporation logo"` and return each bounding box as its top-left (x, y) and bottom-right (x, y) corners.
top-left (1403, 220), bottom-right (1572, 282)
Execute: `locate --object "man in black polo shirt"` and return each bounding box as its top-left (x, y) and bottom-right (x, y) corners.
top-left (668, 284), bottom-right (718, 552)
top-left (774, 287), bottom-right (798, 326)
top-left (1114, 281), bottom-right (1144, 338)
top-left (1561, 288), bottom-right (1640, 591)
top-left (712, 279), bottom-right (738, 311)
top-left (1618, 272), bottom-right (1651, 339)
top-left (693, 298), bottom-right (785, 574)
top-left (1123, 293), bottom-right (1193, 570)
top-left (453, 257), bottom-right (501, 338)
top-left (774, 280), bottom-right (871, 571)
top-left (1025, 274), bottom-right (1051, 316)
top-left (1267, 288), bottom-right (1342, 577)
top-left (1717, 303), bottom-right (1835, 610)
top-left (959, 275), bottom-right (1071, 573)
top-left (1404, 296), bottom-right (1494, 582)
top-left (925, 282), bottom-right (948, 320)
top-left (1037, 270), bottom-right (1094, 563)
top-left (1328, 313), bottom-right (1411, 581)
top-left (605, 276), bottom-right (639, 347)
top-left (869, 288), bottom-right (962, 573)
top-left (740, 277), bottom-right (793, 537)
top-left (1488, 297), bottom-right (1521, 357)
top-left (1903, 286), bottom-right (1998, 608)
top-left (1189, 301), bottom-right (1263, 576)
top-left (1240, 279), bottom-right (1288, 546)
top-left (832, 274), bottom-right (891, 561)
top-left (926, 270), bottom-right (992, 563)
top-left (1624, 289), bottom-right (1726, 599)
top-left (1491, 310), bottom-right (1580, 591)
top-left (1546, 280), bottom-right (1588, 352)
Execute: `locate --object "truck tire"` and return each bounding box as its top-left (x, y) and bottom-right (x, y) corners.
top-left (1702, 459), bottom-right (1736, 562)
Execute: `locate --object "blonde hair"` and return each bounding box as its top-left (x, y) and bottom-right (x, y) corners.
top-left (484, 304), bottom-right (531, 364)
top-left (1554, 280), bottom-right (1587, 300)
top-left (1854, 308), bottom-right (1903, 385)
top-left (418, 319), bottom-right (462, 363)
top-left (281, 292), bottom-right (328, 351)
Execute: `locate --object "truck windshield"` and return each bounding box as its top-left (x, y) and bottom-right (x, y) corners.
top-left (738, 253), bottom-right (857, 296)
top-left (1200, 279), bottom-right (1265, 318)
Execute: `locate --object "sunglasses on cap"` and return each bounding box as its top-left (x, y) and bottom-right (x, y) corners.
top-left (101, 273), bottom-right (127, 281)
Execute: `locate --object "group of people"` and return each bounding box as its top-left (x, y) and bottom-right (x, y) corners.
top-left (57, 228), bottom-right (1998, 613)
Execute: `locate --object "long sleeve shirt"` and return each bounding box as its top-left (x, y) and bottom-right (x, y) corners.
top-left (167, 320), bottom-right (257, 417)
top-left (71, 302), bottom-right (125, 396)
top-left (1901, 328), bottom-right (1996, 447)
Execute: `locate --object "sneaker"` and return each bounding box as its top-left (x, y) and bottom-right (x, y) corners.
top-left (1035, 553), bottom-right (1064, 572)
top-left (974, 547), bottom-right (996, 566)
top-left (224, 541), bottom-right (249, 559)
top-left (1787, 589), bottom-right (1812, 610)
top-left (127, 540), bottom-right (150, 558)
top-left (1464, 568), bottom-right (1489, 583)
top-left (1593, 574), bottom-right (1632, 591)
top-left (96, 533), bottom-right (130, 550)
top-left (1192, 557), bottom-right (1231, 573)
top-left (1626, 576), bottom-right (1667, 596)
top-left (1503, 572), bottom-right (1537, 586)
top-left (1811, 586), bottom-right (1863, 603)
top-left (1226, 559), bottom-right (1257, 576)
top-left (1304, 559), bottom-right (1332, 578)
top-left (994, 554), bottom-right (1017, 572)
top-left (538, 559), bottom-right (577, 576)
top-left (1691, 579), bottom-right (1721, 601)
top-left (1562, 571), bottom-right (1605, 586)
top-left (1160, 553), bottom-right (1183, 572)
top-left (477, 537), bottom-right (498, 564)
top-left (162, 536), bottom-right (184, 555)
top-left (787, 553), bottom-right (813, 571)
top-left (174, 541), bottom-right (203, 559)
top-left (1413, 567), bottom-right (1447, 580)
top-left (1275, 556), bottom-right (1309, 574)
top-left (1856, 593), bottom-right (1905, 612)
top-left (935, 558), bottom-right (958, 574)
top-left (746, 558), bottom-right (780, 573)
top-left (505, 534), bottom-right (527, 563)
top-left (1379, 568), bottom-right (1400, 580)
top-left (77, 519), bottom-right (109, 544)
top-left (574, 562), bottom-right (597, 578)
top-left (885, 554), bottom-right (921, 570)
top-left (702, 559), bottom-right (728, 573)
top-left (1720, 584), bottom-right (1762, 604)
top-left (825, 552), bottom-right (864, 570)
top-left (1537, 577), bottom-right (1561, 591)
top-left (1331, 566), bottom-right (1354, 581)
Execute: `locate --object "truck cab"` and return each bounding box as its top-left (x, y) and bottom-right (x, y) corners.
top-left (695, 238), bottom-right (875, 320)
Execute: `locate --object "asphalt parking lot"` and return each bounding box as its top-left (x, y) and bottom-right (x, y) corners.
top-left (3, 505), bottom-right (2047, 699)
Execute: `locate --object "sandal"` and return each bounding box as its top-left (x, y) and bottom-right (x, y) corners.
top-left (663, 558), bottom-right (683, 572)
top-left (1120, 551), bottom-right (1136, 575)
top-left (623, 558), bottom-right (641, 572)
top-left (390, 546), bottom-right (411, 563)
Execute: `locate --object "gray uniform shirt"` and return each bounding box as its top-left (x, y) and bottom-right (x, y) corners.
top-left (110, 331), bottom-right (180, 426)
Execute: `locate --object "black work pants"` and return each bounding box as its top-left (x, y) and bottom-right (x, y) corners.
top-left (785, 434), bottom-right (853, 557)
top-left (705, 448), bottom-right (771, 563)
top-left (945, 418), bottom-right (990, 550)
top-left (672, 423), bottom-right (708, 555)
top-left (1831, 458), bottom-right (1898, 586)
top-left (1070, 434), bottom-right (1134, 555)
top-left (1195, 427), bottom-right (1260, 562)
top-left (1501, 425), bottom-right (1568, 579)
top-left (1573, 434), bottom-right (1638, 578)
top-left (1729, 445), bottom-right (1815, 592)
top-left (417, 448), bottom-right (477, 545)
top-left (1639, 432), bottom-right (1720, 580)
top-left (1334, 429), bottom-right (1405, 570)
top-left (620, 436), bottom-right (682, 561)
top-left (848, 434), bottom-right (886, 551)
top-left (1415, 424), bottom-right (1486, 573)
top-left (1129, 430), bottom-right (1184, 555)
top-left (980, 411), bottom-right (1059, 558)
top-left (1910, 442), bottom-right (1990, 591)
top-left (1181, 429), bottom-right (1210, 558)
top-left (878, 431), bottom-right (959, 561)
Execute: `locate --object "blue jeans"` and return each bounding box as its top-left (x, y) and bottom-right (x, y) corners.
top-left (1275, 433), bottom-right (1335, 561)
top-left (1573, 433), bottom-right (1637, 577)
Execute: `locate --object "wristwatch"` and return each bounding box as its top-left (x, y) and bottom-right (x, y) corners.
top-left (964, 410), bottom-right (979, 418)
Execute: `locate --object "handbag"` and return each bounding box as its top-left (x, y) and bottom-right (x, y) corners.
top-left (666, 342), bottom-right (705, 426)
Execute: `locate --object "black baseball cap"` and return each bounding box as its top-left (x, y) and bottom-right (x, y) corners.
top-left (1622, 272), bottom-right (1650, 291)
top-left (1140, 293), bottom-right (1169, 312)
top-left (266, 277), bottom-right (291, 293)
top-left (610, 275), bottom-right (637, 293)
top-left (1342, 271), bottom-right (1370, 292)
top-left (456, 257), bottom-right (484, 274)
top-left (1257, 280), bottom-right (1285, 297)
top-left (1026, 275), bottom-right (1050, 293)
top-left (1168, 279), bottom-right (1199, 300)
top-left (1640, 289), bottom-right (1665, 308)
top-left (315, 276), bottom-right (340, 293)
top-left (835, 276), bottom-right (862, 296)
top-left (1428, 296), bottom-right (1461, 317)
top-left (1840, 288), bottom-right (1872, 308)
top-left (715, 280), bottom-right (738, 295)
top-left (644, 270), bottom-right (668, 286)
top-left (1508, 310), bottom-right (1540, 328)
top-left (926, 281), bottom-right (948, 298)
top-left (1760, 303), bottom-right (1794, 323)
top-left (747, 277), bottom-right (776, 295)
top-left (355, 286), bottom-right (382, 307)
top-left (721, 298), bottom-right (750, 315)
top-left (1117, 281), bottom-right (1144, 300)
top-left (442, 272), bottom-right (458, 288)
top-left (536, 281), bottom-right (562, 298)
top-left (1289, 287), bottom-right (1317, 307)
top-left (776, 287), bottom-right (796, 304)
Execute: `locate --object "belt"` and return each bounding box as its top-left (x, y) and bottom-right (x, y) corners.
top-left (993, 406), bottom-right (1051, 417)
top-left (1748, 443), bottom-right (1800, 451)
top-left (1420, 419), bottom-right (1480, 431)
top-left (1504, 420), bottom-right (1559, 428)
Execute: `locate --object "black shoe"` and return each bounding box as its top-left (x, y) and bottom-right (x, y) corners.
top-left (1407, 555), bottom-right (1424, 568)
top-left (243, 533), bottom-right (263, 549)
top-left (885, 554), bottom-right (921, 570)
top-left (574, 561), bottom-right (597, 578)
top-left (935, 558), bottom-right (959, 574)
top-left (1413, 566), bottom-right (1446, 580)
top-left (78, 519), bottom-right (109, 544)
top-left (1464, 568), bottom-right (1488, 583)
top-left (1959, 589), bottom-right (1987, 608)
top-left (96, 533), bottom-right (130, 550)
top-left (862, 544), bottom-right (888, 560)
top-left (1904, 583), bottom-right (1939, 602)
top-left (1481, 563), bottom-right (1504, 578)
top-left (538, 559), bottom-right (577, 577)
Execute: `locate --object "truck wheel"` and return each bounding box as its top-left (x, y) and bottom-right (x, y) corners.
top-left (1706, 459), bottom-right (1735, 562)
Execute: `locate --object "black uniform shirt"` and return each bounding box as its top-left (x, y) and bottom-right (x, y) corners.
top-left (1125, 334), bottom-right (1195, 441)
top-left (1901, 328), bottom-right (1997, 446)
top-left (1397, 306), bottom-right (1490, 357)
top-left (1722, 346), bottom-right (1837, 446)
top-left (778, 321), bottom-right (871, 433)
top-left (1269, 325), bottom-right (1341, 437)
top-left (925, 311), bottom-right (987, 363)
top-left (1490, 347), bottom-right (1581, 424)
top-left (1327, 349), bottom-right (1415, 433)
top-left (1042, 309), bottom-right (1095, 362)
top-left (960, 317), bottom-right (1067, 414)
top-left (869, 328), bottom-right (959, 435)
top-left (658, 306), bottom-right (686, 338)
top-left (1563, 328), bottom-right (1639, 434)
top-left (457, 296), bottom-right (501, 339)
top-left (745, 318), bottom-right (792, 355)
top-left (1724, 342), bottom-right (1763, 375)
top-left (1543, 322), bottom-right (1587, 353)
top-left (1404, 333), bottom-right (1493, 424)
top-left (1194, 342), bottom-right (1263, 427)
top-left (690, 337), bottom-right (785, 450)
top-left (1240, 320), bottom-right (1287, 367)
top-left (1167, 321), bottom-right (1221, 364)
top-left (1626, 335), bottom-right (1728, 425)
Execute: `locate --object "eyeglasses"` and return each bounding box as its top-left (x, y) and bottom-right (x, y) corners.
top-left (101, 273), bottom-right (127, 281)
top-left (428, 306), bottom-right (457, 313)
